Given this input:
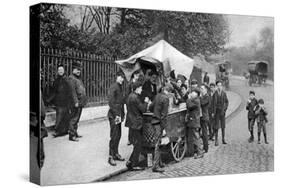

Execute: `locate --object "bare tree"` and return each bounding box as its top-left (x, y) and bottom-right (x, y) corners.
top-left (88, 6), bottom-right (114, 34)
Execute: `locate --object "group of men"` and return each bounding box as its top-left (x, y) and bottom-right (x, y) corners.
top-left (46, 61), bottom-right (87, 142)
top-left (107, 69), bottom-right (229, 173)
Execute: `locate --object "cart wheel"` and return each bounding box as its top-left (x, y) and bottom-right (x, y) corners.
top-left (170, 136), bottom-right (187, 162)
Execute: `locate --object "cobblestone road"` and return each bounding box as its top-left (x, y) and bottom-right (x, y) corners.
top-left (107, 78), bottom-right (274, 182)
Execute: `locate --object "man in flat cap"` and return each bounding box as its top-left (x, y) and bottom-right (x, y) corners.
top-left (149, 85), bottom-right (170, 173)
top-left (126, 81), bottom-right (150, 170)
top-left (212, 80), bottom-right (229, 146)
top-left (107, 71), bottom-right (126, 166)
top-left (68, 61), bottom-right (87, 142)
top-left (191, 79), bottom-right (199, 90)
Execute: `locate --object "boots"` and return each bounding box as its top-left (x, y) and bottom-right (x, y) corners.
top-left (264, 133), bottom-right (269, 144)
top-left (214, 130), bottom-right (219, 146)
top-left (69, 134), bottom-right (79, 142)
top-left (257, 132), bottom-right (261, 144)
top-left (108, 156), bottom-right (117, 166)
top-left (222, 128), bottom-right (227, 144)
top-left (248, 130), bottom-right (254, 143)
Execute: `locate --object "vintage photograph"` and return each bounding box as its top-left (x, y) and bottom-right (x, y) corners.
top-left (31, 3), bottom-right (274, 186)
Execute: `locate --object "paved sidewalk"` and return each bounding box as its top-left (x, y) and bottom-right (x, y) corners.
top-left (41, 90), bottom-right (241, 185)
top-left (45, 105), bottom-right (109, 127)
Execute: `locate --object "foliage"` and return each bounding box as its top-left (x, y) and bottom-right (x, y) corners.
top-left (39, 4), bottom-right (230, 59)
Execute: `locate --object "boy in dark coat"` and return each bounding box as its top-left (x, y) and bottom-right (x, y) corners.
top-left (212, 80), bottom-right (229, 146)
top-left (126, 81), bottom-right (150, 170)
top-left (141, 71), bottom-right (158, 101)
top-left (254, 99), bottom-right (269, 144)
top-left (186, 88), bottom-right (204, 159)
top-left (149, 86), bottom-right (170, 173)
top-left (208, 83), bottom-right (216, 140)
top-left (246, 90), bottom-right (258, 143)
top-left (107, 72), bottom-right (126, 166)
top-left (125, 70), bottom-right (141, 145)
top-left (200, 84), bottom-right (210, 153)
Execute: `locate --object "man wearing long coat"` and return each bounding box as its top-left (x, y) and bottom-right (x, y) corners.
top-left (68, 61), bottom-right (87, 142)
top-left (47, 65), bottom-right (72, 137)
top-left (107, 72), bottom-right (126, 166)
top-left (212, 80), bottom-right (229, 146)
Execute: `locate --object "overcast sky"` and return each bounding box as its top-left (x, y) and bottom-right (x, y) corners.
top-left (226, 14), bottom-right (274, 47)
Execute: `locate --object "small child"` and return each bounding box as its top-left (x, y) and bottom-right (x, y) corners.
top-left (254, 99), bottom-right (269, 144)
top-left (246, 91), bottom-right (258, 143)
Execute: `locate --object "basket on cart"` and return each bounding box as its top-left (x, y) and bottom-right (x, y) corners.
top-left (142, 104), bottom-right (187, 162)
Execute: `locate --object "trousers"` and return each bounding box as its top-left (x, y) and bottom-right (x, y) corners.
top-left (187, 127), bottom-right (202, 155)
top-left (248, 118), bottom-right (255, 132)
top-left (129, 128), bottom-right (143, 167)
top-left (152, 125), bottom-right (162, 169)
top-left (200, 119), bottom-right (209, 152)
top-left (68, 107), bottom-right (83, 136)
top-left (109, 118), bottom-right (122, 157)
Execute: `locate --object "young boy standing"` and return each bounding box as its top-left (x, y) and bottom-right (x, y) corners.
top-left (246, 91), bottom-right (258, 143)
top-left (255, 99), bottom-right (269, 144)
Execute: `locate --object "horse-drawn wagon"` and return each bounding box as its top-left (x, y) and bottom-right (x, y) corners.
top-left (248, 61), bottom-right (268, 86)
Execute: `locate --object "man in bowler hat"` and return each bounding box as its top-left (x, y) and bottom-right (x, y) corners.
top-left (68, 61), bottom-right (87, 142)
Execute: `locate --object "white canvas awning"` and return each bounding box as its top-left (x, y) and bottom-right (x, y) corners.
top-left (115, 40), bottom-right (194, 81)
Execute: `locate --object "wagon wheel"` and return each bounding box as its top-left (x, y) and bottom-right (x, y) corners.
top-left (170, 136), bottom-right (187, 162)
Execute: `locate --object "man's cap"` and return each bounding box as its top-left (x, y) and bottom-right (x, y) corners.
top-left (216, 80), bottom-right (223, 85)
top-left (258, 99), bottom-right (264, 104)
top-left (191, 79), bottom-right (198, 85)
top-left (72, 61), bottom-right (82, 69)
top-left (191, 88), bottom-right (201, 96)
top-left (181, 84), bottom-right (187, 90)
top-left (210, 82), bottom-right (215, 87)
top-left (57, 64), bottom-right (64, 68)
top-left (163, 83), bottom-right (174, 93)
top-left (249, 90), bottom-right (255, 95)
top-left (132, 81), bottom-right (143, 91)
top-left (116, 71), bottom-right (124, 77)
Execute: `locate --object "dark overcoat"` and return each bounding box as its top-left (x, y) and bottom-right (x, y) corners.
top-left (68, 74), bottom-right (87, 107)
top-left (212, 90), bottom-right (229, 116)
top-left (125, 92), bottom-right (148, 130)
top-left (48, 75), bottom-right (72, 107)
top-left (200, 93), bottom-right (210, 121)
top-left (149, 93), bottom-right (169, 129)
top-left (186, 97), bottom-right (201, 128)
top-left (141, 80), bottom-right (157, 101)
top-left (208, 91), bottom-right (215, 116)
top-left (246, 98), bottom-right (258, 119)
top-left (107, 82), bottom-right (125, 121)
